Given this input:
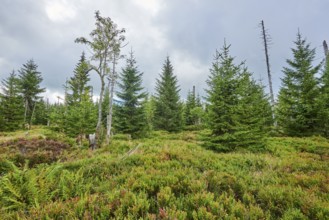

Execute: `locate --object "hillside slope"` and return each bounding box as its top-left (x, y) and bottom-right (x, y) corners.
top-left (0, 129), bottom-right (328, 219)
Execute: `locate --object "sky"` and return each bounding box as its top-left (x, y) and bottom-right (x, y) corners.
top-left (0, 0), bottom-right (328, 103)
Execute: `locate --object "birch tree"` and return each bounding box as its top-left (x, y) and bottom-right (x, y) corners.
top-left (75, 11), bottom-right (125, 145)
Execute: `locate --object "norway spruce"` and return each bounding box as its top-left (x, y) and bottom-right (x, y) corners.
top-left (236, 72), bottom-right (273, 148)
top-left (154, 57), bottom-right (183, 132)
top-left (205, 44), bottom-right (270, 151)
top-left (0, 71), bottom-right (24, 131)
top-left (66, 52), bottom-right (91, 105)
top-left (115, 51), bottom-right (148, 138)
top-left (276, 32), bottom-right (321, 136)
top-left (185, 88), bottom-right (203, 126)
top-left (18, 59), bottom-right (45, 126)
top-left (318, 51), bottom-right (329, 137)
top-left (64, 53), bottom-right (97, 138)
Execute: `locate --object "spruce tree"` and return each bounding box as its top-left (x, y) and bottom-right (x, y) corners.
top-left (276, 32), bottom-right (321, 136)
top-left (65, 89), bottom-right (97, 137)
top-left (49, 103), bottom-right (66, 132)
top-left (205, 44), bottom-right (269, 151)
top-left (18, 59), bottom-right (45, 126)
top-left (185, 88), bottom-right (203, 126)
top-left (66, 52), bottom-right (91, 105)
top-left (33, 100), bottom-right (48, 125)
top-left (318, 52), bottom-right (329, 137)
top-left (115, 51), bottom-right (148, 138)
top-left (143, 95), bottom-right (156, 132)
top-left (64, 54), bottom-right (97, 138)
top-left (0, 71), bottom-right (24, 131)
top-left (154, 57), bottom-right (183, 132)
top-left (185, 90), bottom-right (196, 126)
top-left (236, 71), bottom-right (272, 148)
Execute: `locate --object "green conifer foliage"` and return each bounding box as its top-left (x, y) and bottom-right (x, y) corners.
top-left (154, 57), bottom-right (183, 132)
top-left (115, 51), bottom-right (148, 138)
top-left (65, 89), bottom-right (97, 137)
top-left (66, 52), bottom-right (91, 105)
top-left (185, 89), bottom-right (204, 127)
top-left (185, 90), bottom-right (196, 126)
top-left (235, 72), bottom-right (272, 148)
top-left (33, 100), bottom-right (49, 126)
top-left (205, 44), bottom-right (270, 151)
top-left (318, 53), bottom-right (329, 137)
top-left (49, 103), bottom-right (66, 132)
top-left (276, 32), bottom-right (321, 136)
top-left (0, 71), bottom-right (24, 131)
top-left (18, 60), bottom-right (45, 126)
top-left (64, 54), bottom-right (96, 137)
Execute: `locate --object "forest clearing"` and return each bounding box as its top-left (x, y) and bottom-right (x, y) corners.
top-left (1, 2), bottom-right (329, 219)
top-left (0, 127), bottom-right (328, 219)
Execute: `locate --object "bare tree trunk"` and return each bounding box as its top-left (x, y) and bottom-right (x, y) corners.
top-left (260, 20), bottom-right (276, 126)
top-left (29, 101), bottom-right (37, 128)
top-left (106, 56), bottom-right (116, 145)
top-left (96, 76), bottom-right (105, 137)
top-left (46, 98), bottom-right (50, 126)
top-left (24, 99), bottom-right (28, 125)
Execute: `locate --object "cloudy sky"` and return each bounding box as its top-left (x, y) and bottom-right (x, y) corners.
top-left (0, 0), bottom-right (328, 102)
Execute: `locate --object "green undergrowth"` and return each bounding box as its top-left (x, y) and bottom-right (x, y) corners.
top-left (0, 129), bottom-right (328, 219)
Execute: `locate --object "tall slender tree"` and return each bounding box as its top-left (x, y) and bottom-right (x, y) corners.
top-left (154, 57), bottom-right (183, 132)
top-left (260, 20), bottom-right (275, 109)
top-left (75, 11), bottom-right (125, 144)
top-left (18, 59), bottom-right (45, 127)
top-left (276, 32), bottom-right (321, 136)
top-left (115, 50), bottom-right (148, 138)
top-left (0, 71), bottom-right (24, 131)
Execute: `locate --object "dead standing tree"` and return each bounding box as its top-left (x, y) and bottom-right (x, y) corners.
top-left (106, 43), bottom-right (125, 145)
top-left (75, 11), bottom-right (125, 147)
top-left (324, 40), bottom-right (329, 60)
top-left (260, 20), bottom-right (276, 125)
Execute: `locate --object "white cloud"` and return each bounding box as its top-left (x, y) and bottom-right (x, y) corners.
top-left (45, 0), bottom-right (77, 22)
top-left (132, 0), bottom-right (164, 16)
top-left (43, 89), bottom-right (65, 104)
top-left (171, 50), bottom-right (209, 95)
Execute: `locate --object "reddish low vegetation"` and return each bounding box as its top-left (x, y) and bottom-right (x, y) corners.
top-left (0, 138), bottom-right (71, 168)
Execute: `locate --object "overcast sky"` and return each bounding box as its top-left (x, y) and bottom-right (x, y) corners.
top-left (0, 0), bottom-right (328, 102)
